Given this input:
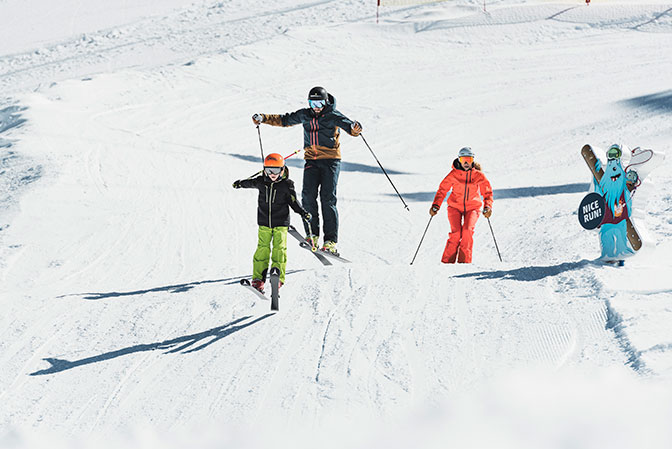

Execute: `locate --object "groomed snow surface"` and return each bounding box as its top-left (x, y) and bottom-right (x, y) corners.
top-left (1, 1), bottom-right (672, 448)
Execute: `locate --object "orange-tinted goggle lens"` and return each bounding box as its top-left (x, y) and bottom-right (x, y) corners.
top-left (459, 156), bottom-right (474, 164)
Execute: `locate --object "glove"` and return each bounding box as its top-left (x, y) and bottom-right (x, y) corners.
top-left (350, 121), bottom-right (362, 135)
top-left (232, 180), bottom-right (242, 189)
top-left (303, 211), bottom-right (312, 221)
top-left (252, 113), bottom-right (264, 125)
top-left (483, 207), bottom-right (492, 218)
top-left (429, 205), bottom-right (439, 216)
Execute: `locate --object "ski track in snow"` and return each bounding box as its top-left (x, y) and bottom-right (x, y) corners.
top-left (0, 0), bottom-right (366, 95)
top-left (1, 0), bottom-right (672, 445)
top-left (2, 3), bottom-right (672, 95)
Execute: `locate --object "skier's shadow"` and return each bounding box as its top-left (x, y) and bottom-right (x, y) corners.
top-left (391, 182), bottom-right (591, 203)
top-left (61, 270), bottom-right (305, 300)
top-left (456, 260), bottom-right (593, 282)
top-left (225, 152), bottom-right (408, 175)
top-left (622, 89), bottom-right (672, 113)
top-left (30, 314), bottom-right (273, 376)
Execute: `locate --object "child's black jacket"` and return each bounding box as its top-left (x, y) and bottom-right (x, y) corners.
top-left (238, 167), bottom-right (306, 228)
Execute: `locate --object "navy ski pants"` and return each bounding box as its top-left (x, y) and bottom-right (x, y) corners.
top-left (302, 159), bottom-right (341, 243)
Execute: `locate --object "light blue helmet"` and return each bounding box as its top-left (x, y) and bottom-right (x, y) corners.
top-left (458, 146), bottom-right (474, 158)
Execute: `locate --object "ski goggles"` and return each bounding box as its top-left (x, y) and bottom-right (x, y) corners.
top-left (308, 99), bottom-right (326, 109)
top-left (264, 166), bottom-right (283, 175)
top-left (607, 146), bottom-right (622, 160)
top-left (459, 156), bottom-right (474, 164)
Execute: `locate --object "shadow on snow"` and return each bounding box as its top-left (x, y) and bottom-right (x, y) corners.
top-left (391, 182), bottom-right (590, 202)
top-left (60, 270), bottom-right (305, 300)
top-left (225, 152), bottom-right (409, 175)
top-left (456, 260), bottom-right (593, 282)
top-left (621, 89), bottom-right (672, 113)
top-left (30, 314), bottom-right (274, 375)
top-left (1, 105), bottom-right (27, 148)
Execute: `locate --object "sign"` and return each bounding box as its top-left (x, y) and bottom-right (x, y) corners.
top-left (578, 192), bottom-right (606, 230)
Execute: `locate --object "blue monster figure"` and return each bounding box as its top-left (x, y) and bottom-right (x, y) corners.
top-left (593, 144), bottom-right (635, 260)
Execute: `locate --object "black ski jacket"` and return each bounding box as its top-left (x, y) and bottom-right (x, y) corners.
top-left (238, 168), bottom-right (306, 228)
top-left (261, 94), bottom-right (360, 160)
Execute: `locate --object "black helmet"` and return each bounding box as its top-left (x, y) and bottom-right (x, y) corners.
top-left (308, 86), bottom-right (328, 101)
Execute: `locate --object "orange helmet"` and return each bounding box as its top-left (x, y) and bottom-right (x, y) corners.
top-left (264, 153), bottom-right (284, 168)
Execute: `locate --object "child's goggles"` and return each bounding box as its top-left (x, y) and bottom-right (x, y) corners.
top-left (264, 166), bottom-right (283, 175)
top-left (459, 156), bottom-right (474, 164)
top-left (607, 146), bottom-right (622, 160)
top-left (308, 99), bottom-right (326, 109)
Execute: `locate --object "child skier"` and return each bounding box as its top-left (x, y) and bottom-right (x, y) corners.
top-left (430, 147), bottom-right (494, 264)
top-left (233, 153), bottom-right (311, 292)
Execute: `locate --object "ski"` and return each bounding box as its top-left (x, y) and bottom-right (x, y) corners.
top-left (309, 244), bottom-right (351, 263)
top-left (593, 259), bottom-right (627, 268)
top-left (270, 267), bottom-right (280, 311)
top-left (581, 144), bottom-right (642, 251)
top-left (288, 225), bottom-right (332, 266)
top-left (240, 279), bottom-right (267, 301)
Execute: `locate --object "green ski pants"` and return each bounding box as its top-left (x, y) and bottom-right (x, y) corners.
top-left (253, 226), bottom-right (288, 283)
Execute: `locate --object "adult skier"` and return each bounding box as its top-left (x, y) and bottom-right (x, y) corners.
top-left (252, 86), bottom-right (362, 256)
top-left (233, 153), bottom-right (311, 292)
top-left (430, 147), bottom-right (494, 263)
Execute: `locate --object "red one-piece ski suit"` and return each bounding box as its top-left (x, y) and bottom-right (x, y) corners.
top-left (432, 160), bottom-right (493, 263)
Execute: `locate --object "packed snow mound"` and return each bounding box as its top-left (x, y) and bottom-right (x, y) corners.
top-left (1, 0), bottom-right (672, 447)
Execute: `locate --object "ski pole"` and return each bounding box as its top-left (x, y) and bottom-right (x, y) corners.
top-left (283, 148), bottom-right (303, 161)
top-left (410, 215), bottom-right (434, 265)
top-left (304, 217), bottom-right (317, 252)
top-left (359, 134), bottom-right (410, 211)
top-left (256, 125), bottom-right (265, 162)
top-left (486, 217), bottom-right (503, 262)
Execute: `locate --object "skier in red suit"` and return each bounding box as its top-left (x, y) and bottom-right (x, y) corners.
top-left (431, 147), bottom-right (494, 263)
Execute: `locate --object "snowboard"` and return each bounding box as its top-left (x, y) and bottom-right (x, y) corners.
top-left (581, 144), bottom-right (642, 251)
top-left (626, 146), bottom-right (666, 184)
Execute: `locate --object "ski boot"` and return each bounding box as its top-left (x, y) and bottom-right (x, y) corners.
top-left (251, 279), bottom-right (265, 293)
top-left (306, 235), bottom-right (319, 249)
top-left (321, 241), bottom-right (339, 256)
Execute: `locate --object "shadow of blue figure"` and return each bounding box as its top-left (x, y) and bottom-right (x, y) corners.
top-left (456, 260), bottom-right (592, 282)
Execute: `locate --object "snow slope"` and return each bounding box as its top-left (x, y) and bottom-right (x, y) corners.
top-left (1, 1), bottom-right (672, 447)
